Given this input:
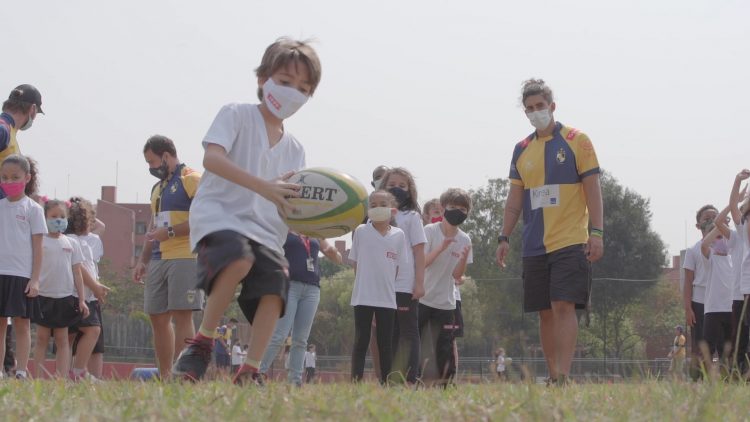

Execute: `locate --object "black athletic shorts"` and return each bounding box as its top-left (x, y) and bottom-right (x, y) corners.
top-left (33, 295), bottom-right (82, 329)
top-left (522, 244), bottom-right (591, 313)
top-left (453, 300), bottom-right (464, 338)
top-left (196, 230), bottom-right (289, 324)
top-left (71, 301), bottom-right (104, 355)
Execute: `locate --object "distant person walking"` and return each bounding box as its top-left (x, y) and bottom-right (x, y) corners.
top-left (668, 325), bottom-right (686, 379)
top-left (496, 79), bottom-right (603, 386)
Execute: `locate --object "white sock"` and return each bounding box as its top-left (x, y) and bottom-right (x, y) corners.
top-left (72, 368), bottom-right (86, 376)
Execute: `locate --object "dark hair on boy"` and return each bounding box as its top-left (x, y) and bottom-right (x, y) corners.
top-left (521, 78), bottom-right (554, 106)
top-left (379, 167), bottom-right (420, 213)
top-left (255, 37), bottom-right (322, 101)
top-left (695, 204), bottom-right (717, 225)
top-left (65, 196), bottom-right (94, 235)
top-left (1, 154), bottom-right (38, 196)
top-left (143, 134), bottom-right (177, 157)
top-left (440, 188), bottom-right (472, 212)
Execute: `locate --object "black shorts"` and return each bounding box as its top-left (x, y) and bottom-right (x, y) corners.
top-left (196, 230), bottom-right (289, 324)
top-left (0, 275), bottom-right (40, 319)
top-left (522, 244), bottom-right (591, 313)
top-left (33, 295), bottom-right (82, 329)
top-left (690, 301), bottom-right (705, 354)
top-left (453, 300), bottom-right (464, 337)
top-left (71, 301), bottom-right (104, 355)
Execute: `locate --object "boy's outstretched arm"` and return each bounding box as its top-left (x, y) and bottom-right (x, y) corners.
top-left (729, 170), bottom-right (750, 225)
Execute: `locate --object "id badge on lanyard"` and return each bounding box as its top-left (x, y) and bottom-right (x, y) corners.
top-left (301, 236), bottom-right (315, 272)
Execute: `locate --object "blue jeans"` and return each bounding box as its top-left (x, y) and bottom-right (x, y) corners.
top-left (259, 280), bottom-right (320, 384)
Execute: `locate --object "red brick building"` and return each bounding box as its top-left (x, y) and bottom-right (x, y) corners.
top-left (96, 186), bottom-right (151, 276)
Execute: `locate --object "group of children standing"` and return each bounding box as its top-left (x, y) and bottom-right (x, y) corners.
top-left (683, 169), bottom-right (750, 377)
top-left (0, 153), bottom-right (108, 380)
top-left (348, 166), bottom-right (473, 385)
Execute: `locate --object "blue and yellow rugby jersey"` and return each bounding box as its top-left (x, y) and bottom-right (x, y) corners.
top-left (0, 112), bottom-right (20, 162)
top-left (150, 164), bottom-right (202, 260)
top-left (509, 122), bottom-right (599, 257)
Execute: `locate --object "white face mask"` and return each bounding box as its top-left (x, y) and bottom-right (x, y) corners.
top-left (368, 207), bottom-right (392, 222)
top-left (526, 109), bottom-right (552, 131)
top-left (262, 78), bottom-right (309, 120)
top-left (20, 115), bottom-right (33, 131)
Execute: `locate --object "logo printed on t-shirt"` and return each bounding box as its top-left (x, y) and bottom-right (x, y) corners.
top-left (386, 251), bottom-right (397, 260)
top-left (16, 214), bottom-right (26, 221)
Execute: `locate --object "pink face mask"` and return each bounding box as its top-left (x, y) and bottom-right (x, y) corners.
top-left (431, 216), bottom-right (443, 223)
top-left (0, 181), bottom-right (26, 197)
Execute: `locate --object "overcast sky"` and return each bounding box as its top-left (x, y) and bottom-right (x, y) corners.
top-left (3, 0), bottom-right (748, 261)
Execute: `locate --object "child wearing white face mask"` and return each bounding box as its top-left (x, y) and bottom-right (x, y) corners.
top-left (32, 199), bottom-right (90, 379)
top-left (700, 210), bottom-right (735, 368)
top-left (349, 190), bottom-right (408, 384)
top-left (172, 37), bottom-right (322, 386)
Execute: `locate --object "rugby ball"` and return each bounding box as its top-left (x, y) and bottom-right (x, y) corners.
top-left (284, 168), bottom-right (368, 238)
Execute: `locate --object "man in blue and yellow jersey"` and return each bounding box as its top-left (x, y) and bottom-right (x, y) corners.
top-left (496, 79), bottom-right (603, 386)
top-left (0, 84), bottom-right (43, 199)
top-left (133, 135), bottom-right (205, 378)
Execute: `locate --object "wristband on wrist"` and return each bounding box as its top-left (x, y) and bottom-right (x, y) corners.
top-left (497, 235), bottom-right (510, 244)
top-left (590, 228), bottom-right (604, 238)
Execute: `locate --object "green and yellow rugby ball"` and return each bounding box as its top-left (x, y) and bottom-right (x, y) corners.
top-left (284, 168), bottom-right (367, 238)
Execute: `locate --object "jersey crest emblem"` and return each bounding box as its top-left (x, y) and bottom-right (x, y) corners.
top-left (556, 148), bottom-right (566, 164)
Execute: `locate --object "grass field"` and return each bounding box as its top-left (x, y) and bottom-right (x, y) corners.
top-left (0, 379), bottom-right (748, 421)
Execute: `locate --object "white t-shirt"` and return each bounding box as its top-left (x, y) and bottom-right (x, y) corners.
top-left (80, 233), bottom-right (104, 264)
top-left (231, 344), bottom-right (245, 366)
top-left (0, 197), bottom-right (47, 278)
top-left (394, 210), bottom-right (426, 293)
top-left (496, 355), bottom-right (506, 372)
top-left (189, 104), bottom-right (306, 254)
top-left (729, 227), bottom-right (744, 301)
top-left (39, 235), bottom-right (84, 299)
top-left (454, 284), bottom-right (462, 302)
top-left (68, 234), bottom-right (97, 301)
top-left (349, 223), bottom-right (408, 309)
top-left (683, 241), bottom-right (708, 304)
top-left (304, 351), bottom-right (316, 368)
top-left (420, 222), bottom-right (473, 310)
top-left (703, 249), bottom-right (734, 314)
top-left (740, 221), bottom-right (750, 295)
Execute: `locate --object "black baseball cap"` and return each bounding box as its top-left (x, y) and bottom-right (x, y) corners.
top-left (9, 84), bottom-right (44, 114)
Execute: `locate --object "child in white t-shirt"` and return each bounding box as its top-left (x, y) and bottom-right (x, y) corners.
top-left (32, 199), bottom-right (89, 378)
top-left (171, 38), bottom-right (322, 386)
top-left (419, 188), bottom-right (473, 385)
top-left (701, 216), bottom-right (734, 367)
top-left (349, 190), bottom-right (408, 384)
top-left (66, 196), bottom-right (110, 381)
top-left (380, 168), bottom-right (426, 384)
top-left (304, 343), bottom-right (317, 383)
top-left (725, 169), bottom-right (750, 370)
top-left (0, 154), bottom-right (45, 380)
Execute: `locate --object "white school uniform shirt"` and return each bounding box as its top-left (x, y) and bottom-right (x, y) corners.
top-left (39, 235), bottom-right (84, 298)
top-left (80, 233), bottom-right (104, 266)
top-left (304, 351), bottom-right (316, 368)
top-left (189, 103), bottom-right (306, 254)
top-left (454, 284), bottom-right (462, 302)
top-left (728, 227), bottom-right (744, 301)
top-left (348, 223), bottom-right (408, 309)
top-left (0, 197), bottom-right (47, 278)
top-left (703, 248), bottom-right (734, 314)
top-left (68, 234), bottom-right (97, 301)
top-left (420, 222), bottom-right (473, 310)
top-left (682, 241), bottom-right (708, 304)
top-left (740, 221), bottom-right (750, 295)
top-left (231, 344), bottom-right (245, 366)
top-left (394, 210), bottom-right (426, 294)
